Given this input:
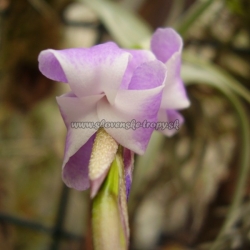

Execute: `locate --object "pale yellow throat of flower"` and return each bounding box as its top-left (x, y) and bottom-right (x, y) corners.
top-left (89, 128), bottom-right (118, 197)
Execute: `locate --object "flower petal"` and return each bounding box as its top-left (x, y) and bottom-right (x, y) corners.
top-left (150, 28), bottom-right (190, 109)
top-left (161, 54), bottom-right (190, 109)
top-left (97, 91), bottom-right (162, 154)
top-left (38, 50), bottom-right (68, 83)
top-left (121, 49), bottom-right (155, 89)
top-left (128, 60), bottom-right (167, 90)
top-left (57, 94), bottom-right (103, 174)
top-left (157, 109), bottom-right (184, 136)
top-left (97, 60), bottom-right (167, 154)
top-left (39, 42), bottom-right (130, 104)
top-left (62, 135), bottom-right (95, 190)
top-left (123, 148), bottom-right (134, 199)
top-left (151, 28), bottom-right (182, 63)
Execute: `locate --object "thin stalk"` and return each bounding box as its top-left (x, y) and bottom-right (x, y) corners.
top-left (92, 148), bottom-right (128, 250)
top-left (50, 184), bottom-right (70, 250)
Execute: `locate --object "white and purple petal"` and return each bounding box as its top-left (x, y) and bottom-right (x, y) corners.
top-left (97, 60), bottom-right (167, 155)
top-left (121, 49), bottom-right (155, 90)
top-left (62, 135), bottom-right (95, 190)
top-left (151, 28), bottom-right (182, 63)
top-left (38, 42), bottom-right (131, 104)
top-left (157, 109), bottom-right (184, 136)
top-left (56, 94), bottom-right (103, 189)
top-left (161, 54), bottom-right (190, 109)
top-left (151, 28), bottom-right (190, 110)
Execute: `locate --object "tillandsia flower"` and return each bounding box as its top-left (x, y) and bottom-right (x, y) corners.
top-left (150, 28), bottom-right (190, 136)
top-left (38, 41), bottom-right (166, 197)
top-left (38, 28), bottom-right (189, 198)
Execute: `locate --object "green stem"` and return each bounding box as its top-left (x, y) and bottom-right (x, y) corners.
top-left (92, 148), bottom-right (128, 250)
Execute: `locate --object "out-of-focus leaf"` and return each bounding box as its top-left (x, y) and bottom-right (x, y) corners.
top-left (165, 0), bottom-right (185, 26)
top-left (227, 0), bottom-right (245, 16)
top-left (175, 0), bottom-right (215, 37)
top-left (183, 53), bottom-right (250, 103)
top-left (132, 131), bottom-right (165, 194)
top-left (121, 0), bottom-right (147, 11)
top-left (182, 60), bottom-right (250, 250)
top-left (80, 0), bottom-right (152, 48)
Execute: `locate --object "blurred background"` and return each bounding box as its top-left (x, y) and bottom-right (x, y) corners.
top-left (0, 0), bottom-right (250, 249)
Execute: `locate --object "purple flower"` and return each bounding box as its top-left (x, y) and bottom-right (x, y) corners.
top-left (151, 28), bottom-right (190, 136)
top-left (38, 28), bottom-right (189, 195)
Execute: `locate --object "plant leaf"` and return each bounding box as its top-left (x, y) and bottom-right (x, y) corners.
top-left (181, 60), bottom-right (250, 250)
top-left (80, 0), bottom-right (152, 48)
top-left (182, 53), bottom-right (250, 103)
